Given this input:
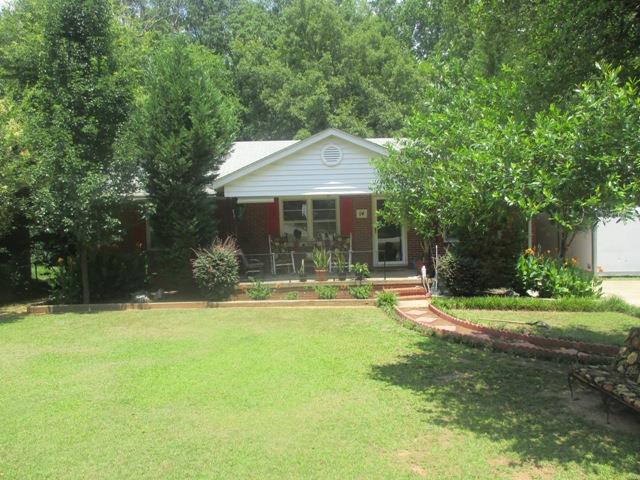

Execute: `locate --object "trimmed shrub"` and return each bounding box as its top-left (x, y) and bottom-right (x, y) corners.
top-left (514, 249), bottom-right (602, 298)
top-left (438, 251), bottom-right (487, 296)
top-left (314, 285), bottom-right (338, 299)
top-left (191, 237), bottom-right (240, 300)
top-left (432, 295), bottom-right (640, 318)
top-left (348, 283), bottom-right (373, 299)
top-left (352, 262), bottom-right (370, 281)
top-left (375, 291), bottom-right (398, 310)
top-left (246, 279), bottom-right (271, 300)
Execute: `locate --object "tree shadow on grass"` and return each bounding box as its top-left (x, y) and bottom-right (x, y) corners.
top-left (370, 336), bottom-right (640, 477)
top-left (0, 311), bottom-right (27, 326)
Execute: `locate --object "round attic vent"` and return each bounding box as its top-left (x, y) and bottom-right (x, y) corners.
top-left (321, 144), bottom-right (343, 167)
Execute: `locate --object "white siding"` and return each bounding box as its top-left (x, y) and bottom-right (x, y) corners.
top-left (223, 138), bottom-right (381, 197)
top-left (596, 214), bottom-right (640, 275)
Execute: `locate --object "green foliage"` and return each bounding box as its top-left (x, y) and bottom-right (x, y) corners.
top-left (514, 249), bottom-right (602, 298)
top-left (127, 35), bottom-right (239, 269)
top-left (433, 295), bottom-right (640, 319)
top-left (285, 291), bottom-right (298, 300)
top-left (314, 285), bottom-right (338, 300)
top-left (246, 279), bottom-right (271, 301)
top-left (19, 0), bottom-right (135, 303)
top-left (347, 283), bottom-right (372, 299)
top-left (334, 251), bottom-right (347, 273)
top-left (312, 247), bottom-right (329, 270)
top-left (352, 262), bottom-right (370, 281)
top-left (191, 237), bottom-right (240, 301)
top-left (48, 258), bottom-right (82, 304)
top-left (438, 251), bottom-right (487, 297)
top-left (375, 290), bottom-right (398, 310)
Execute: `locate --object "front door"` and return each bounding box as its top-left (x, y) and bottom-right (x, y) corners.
top-left (373, 198), bottom-right (407, 266)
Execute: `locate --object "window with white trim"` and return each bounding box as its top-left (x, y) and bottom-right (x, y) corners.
top-left (280, 198), bottom-right (338, 240)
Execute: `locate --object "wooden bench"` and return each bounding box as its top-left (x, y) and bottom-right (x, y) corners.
top-left (568, 327), bottom-right (640, 422)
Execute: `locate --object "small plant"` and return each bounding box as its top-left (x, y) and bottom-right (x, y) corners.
top-left (375, 291), bottom-right (398, 310)
top-left (314, 285), bottom-right (338, 299)
top-left (352, 262), bottom-right (370, 282)
top-left (191, 237), bottom-right (240, 300)
top-left (334, 251), bottom-right (348, 280)
top-left (246, 279), bottom-right (272, 300)
top-left (312, 247), bottom-right (330, 270)
top-left (285, 291), bottom-right (298, 300)
top-left (348, 283), bottom-right (372, 299)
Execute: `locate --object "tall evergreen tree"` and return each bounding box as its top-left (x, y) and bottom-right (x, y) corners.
top-left (24, 0), bottom-right (134, 303)
top-left (128, 36), bottom-right (238, 271)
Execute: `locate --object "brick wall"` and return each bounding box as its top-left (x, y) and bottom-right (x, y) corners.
top-left (237, 203), bottom-right (269, 254)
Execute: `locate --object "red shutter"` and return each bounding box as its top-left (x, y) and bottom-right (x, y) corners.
top-left (266, 200), bottom-right (279, 236)
top-left (340, 197), bottom-right (353, 235)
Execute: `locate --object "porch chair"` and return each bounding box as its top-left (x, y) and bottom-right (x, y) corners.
top-left (328, 234), bottom-right (352, 272)
top-left (268, 235), bottom-right (296, 275)
top-left (238, 249), bottom-right (265, 277)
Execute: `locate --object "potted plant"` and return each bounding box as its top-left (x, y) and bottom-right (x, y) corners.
top-left (298, 259), bottom-right (307, 282)
top-left (312, 247), bottom-right (329, 282)
top-left (352, 262), bottom-right (370, 284)
top-left (334, 251), bottom-right (348, 281)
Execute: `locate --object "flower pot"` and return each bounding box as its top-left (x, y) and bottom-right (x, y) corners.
top-left (337, 271), bottom-right (347, 281)
top-left (314, 269), bottom-right (328, 282)
top-left (299, 275), bottom-right (307, 282)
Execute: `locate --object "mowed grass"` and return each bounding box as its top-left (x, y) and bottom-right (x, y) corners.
top-left (1, 308), bottom-right (639, 479)
top-left (449, 309), bottom-right (640, 345)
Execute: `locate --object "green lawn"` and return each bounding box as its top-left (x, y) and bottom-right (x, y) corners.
top-left (449, 309), bottom-right (640, 345)
top-left (1, 308), bottom-right (639, 479)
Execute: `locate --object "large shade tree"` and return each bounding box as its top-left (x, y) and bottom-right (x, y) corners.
top-left (23, 0), bottom-right (134, 303)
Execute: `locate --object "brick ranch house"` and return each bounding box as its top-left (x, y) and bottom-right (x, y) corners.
top-left (122, 127), bottom-right (640, 275)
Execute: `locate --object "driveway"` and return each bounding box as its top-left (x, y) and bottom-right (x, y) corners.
top-left (601, 279), bottom-right (640, 306)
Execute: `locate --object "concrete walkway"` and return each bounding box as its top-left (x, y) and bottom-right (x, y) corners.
top-left (601, 279), bottom-right (640, 306)
top-left (396, 299), bottom-right (615, 362)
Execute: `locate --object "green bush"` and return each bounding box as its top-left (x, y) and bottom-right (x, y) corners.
top-left (514, 249), bottom-right (601, 298)
top-left (347, 283), bottom-right (372, 299)
top-left (246, 279), bottom-right (272, 300)
top-left (438, 251), bottom-right (487, 296)
top-left (49, 258), bottom-right (82, 304)
top-left (432, 295), bottom-right (640, 318)
top-left (375, 291), bottom-right (398, 310)
top-left (314, 285), bottom-right (338, 299)
top-left (285, 291), bottom-right (298, 300)
top-left (352, 262), bottom-right (370, 281)
top-left (191, 237), bottom-right (240, 300)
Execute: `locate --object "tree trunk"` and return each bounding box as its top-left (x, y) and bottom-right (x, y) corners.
top-left (80, 246), bottom-right (90, 304)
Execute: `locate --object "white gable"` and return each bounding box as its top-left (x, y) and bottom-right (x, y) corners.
top-left (223, 137), bottom-right (385, 197)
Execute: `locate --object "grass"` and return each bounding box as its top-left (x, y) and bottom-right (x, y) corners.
top-left (1, 308), bottom-right (640, 479)
top-left (449, 309), bottom-right (639, 345)
top-left (433, 295), bottom-right (640, 318)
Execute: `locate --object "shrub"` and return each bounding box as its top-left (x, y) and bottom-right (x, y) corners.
top-left (49, 258), bottom-right (82, 304)
top-left (348, 283), bottom-right (372, 299)
top-left (246, 279), bottom-right (272, 300)
top-left (285, 291), bottom-right (298, 300)
top-left (352, 262), bottom-right (370, 281)
top-left (314, 285), bottom-right (338, 299)
top-left (191, 237), bottom-right (240, 300)
top-left (438, 251), bottom-right (487, 296)
top-left (514, 249), bottom-right (601, 298)
top-left (375, 291), bottom-right (398, 310)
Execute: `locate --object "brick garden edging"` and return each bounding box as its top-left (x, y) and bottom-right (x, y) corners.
top-left (428, 304), bottom-right (619, 357)
top-left (27, 298), bottom-right (374, 315)
top-left (394, 305), bottom-right (614, 364)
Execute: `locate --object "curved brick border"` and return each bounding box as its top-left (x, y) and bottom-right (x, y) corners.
top-left (394, 306), bottom-right (613, 364)
top-left (428, 304), bottom-right (618, 357)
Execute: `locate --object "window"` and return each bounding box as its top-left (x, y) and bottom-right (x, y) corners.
top-left (280, 198), bottom-right (338, 240)
top-left (312, 199), bottom-right (337, 236)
